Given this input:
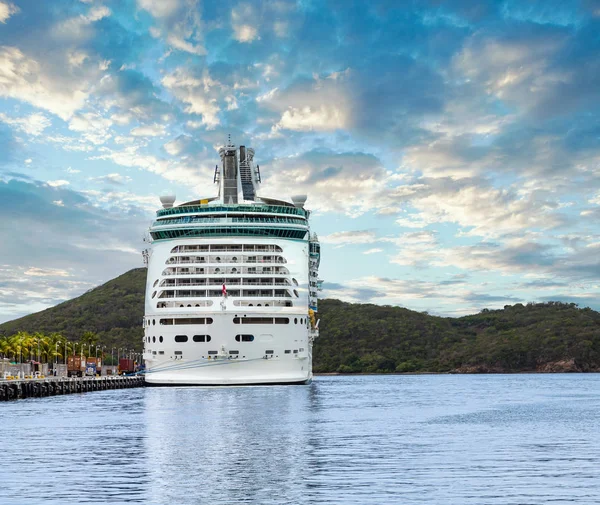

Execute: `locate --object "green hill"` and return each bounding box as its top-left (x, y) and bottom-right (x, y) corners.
top-left (1, 268), bottom-right (600, 373)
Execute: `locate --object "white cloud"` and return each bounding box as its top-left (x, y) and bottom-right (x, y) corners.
top-left (260, 70), bottom-right (353, 133)
top-left (68, 112), bottom-right (113, 145)
top-left (130, 124), bottom-right (166, 137)
top-left (91, 173), bottom-right (132, 185)
top-left (321, 230), bottom-right (378, 245)
top-left (53, 5), bottom-right (112, 41)
top-left (166, 34), bottom-right (206, 55)
top-left (137, 0), bottom-right (180, 18)
top-left (24, 158), bottom-right (32, 164)
top-left (52, 200), bottom-right (65, 207)
top-left (162, 68), bottom-right (221, 128)
top-left (139, 0), bottom-right (205, 55)
top-left (24, 267), bottom-right (70, 277)
top-left (47, 180), bottom-right (70, 187)
top-left (363, 248), bottom-right (383, 255)
top-left (0, 1), bottom-right (19, 23)
top-left (0, 112), bottom-right (51, 136)
top-left (0, 46), bottom-right (90, 120)
top-left (275, 105), bottom-right (348, 132)
top-left (232, 4), bottom-right (259, 43)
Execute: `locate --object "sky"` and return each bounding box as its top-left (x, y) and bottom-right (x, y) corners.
top-left (1, 0), bottom-right (600, 323)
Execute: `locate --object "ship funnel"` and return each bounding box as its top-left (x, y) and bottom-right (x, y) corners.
top-left (160, 195), bottom-right (176, 208)
top-left (221, 141), bottom-right (238, 204)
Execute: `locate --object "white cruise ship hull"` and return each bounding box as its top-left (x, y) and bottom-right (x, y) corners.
top-left (142, 141), bottom-right (320, 386)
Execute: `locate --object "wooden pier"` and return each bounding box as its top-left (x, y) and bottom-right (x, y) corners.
top-left (0, 376), bottom-right (144, 401)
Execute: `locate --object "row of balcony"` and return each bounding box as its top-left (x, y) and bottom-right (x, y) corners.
top-left (162, 267), bottom-right (291, 276)
top-left (165, 256), bottom-right (288, 265)
top-left (171, 245), bottom-right (283, 253)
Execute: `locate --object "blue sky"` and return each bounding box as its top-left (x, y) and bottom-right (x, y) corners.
top-left (1, 0), bottom-right (600, 323)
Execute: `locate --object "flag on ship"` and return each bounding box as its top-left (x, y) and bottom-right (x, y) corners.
top-left (222, 283), bottom-right (227, 296)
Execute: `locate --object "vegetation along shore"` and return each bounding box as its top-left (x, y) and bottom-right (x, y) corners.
top-left (1, 269), bottom-right (599, 374)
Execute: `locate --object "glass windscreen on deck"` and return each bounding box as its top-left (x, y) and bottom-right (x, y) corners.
top-left (156, 204), bottom-right (307, 218)
top-left (151, 226), bottom-right (308, 240)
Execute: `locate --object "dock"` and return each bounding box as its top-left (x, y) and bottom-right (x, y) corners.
top-left (0, 376), bottom-right (144, 401)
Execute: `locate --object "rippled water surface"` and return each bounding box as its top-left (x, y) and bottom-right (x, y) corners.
top-left (2, 374), bottom-right (600, 504)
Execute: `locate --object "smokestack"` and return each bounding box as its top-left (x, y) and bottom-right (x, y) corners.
top-left (222, 143), bottom-right (238, 204)
top-left (239, 145), bottom-right (246, 164)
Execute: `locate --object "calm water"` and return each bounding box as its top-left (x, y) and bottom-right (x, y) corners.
top-left (1, 374), bottom-right (600, 504)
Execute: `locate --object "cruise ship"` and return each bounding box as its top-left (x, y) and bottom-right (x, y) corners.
top-left (142, 140), bottom-right (321, 385)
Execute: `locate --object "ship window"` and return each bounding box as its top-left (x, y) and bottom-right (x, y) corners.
top-left (171, 317), bottom-right (213, 325)
top-left (174, 351), bottom-right (183, 355)
top-left (152, 351), bottom-right (157, 355)
top-left (208, 350), bottom-right (218, 355)
top-left (285, 350), bottom-right (291, 354)
top-left (175, 335), bottom-right (188, 343)
top-left (153, 279), bottom-right (159, 287)
top-left (292, 278), bottom-right (298, 286)
top-left (193, 335), bottom-right (211, 342)
top-left (293, 350), bottom-right (298, 353)
top-left (235, 334), bottom-right (255, 342)
top-left (265, 350), bottom-right (274, 354)
top-left (275, 318), bottom-right (289, 324)
top-left (153, 319), bottom-right (155, 325)
top-left (229, 350), bottom-right (239, 354)
top-left (233, 317), bottom-right (274, 324)
top-left (294, 318), bottom-right (297, 324)
top-left (159, 351), bottom-right (164, 355)
top-left (293, 290), bottom-right (299, 297)
top-left (152, 336), bottom-right (156, 343)
top-left (159, 336), bottom-right (163, 343)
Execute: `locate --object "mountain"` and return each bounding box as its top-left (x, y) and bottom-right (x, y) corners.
top-left (1, 269), bottom-right (600, 373)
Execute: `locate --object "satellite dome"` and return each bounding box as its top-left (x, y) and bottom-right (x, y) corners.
top-left (160, 195), bottom-right (176, 208)
top-left (291, 194), bottom-right (307, 208)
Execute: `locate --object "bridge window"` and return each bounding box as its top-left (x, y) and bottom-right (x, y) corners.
top-left (175, 335), bottom-right (188, 343)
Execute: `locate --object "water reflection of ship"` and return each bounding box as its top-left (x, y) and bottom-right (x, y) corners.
top-left (143, 384), bottom-right (321, 503)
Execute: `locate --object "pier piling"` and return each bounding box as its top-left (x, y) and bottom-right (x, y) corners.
top-left (0, 376), bottom-right (144, 401)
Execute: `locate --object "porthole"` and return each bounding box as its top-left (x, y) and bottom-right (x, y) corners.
top-left (235, 334), bottom-right (254, 342)
top-left (187, 304), bottom-right (191, 307)
top-left (175, 335), bottom-right (188, 343)
top-left (159, 336), bottom-right (163, 343)
top-left (293, 289), bottom-right (299, 298)
top-left (292, 278), bottom-right (298, 286)
top-left (153, 319), bottom-right (155, 326)
top-left (193, 335), bottom-right (212, 342)
top-left (294, 318), bottom-right (298, 324)
top-left (152, 336), bottom-right (156, 343)
top-left (152, 291), bottom-right (157, 299)
top-left (153, 279), bottom-right (159, 287)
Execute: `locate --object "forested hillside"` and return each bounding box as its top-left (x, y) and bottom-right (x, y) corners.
top-left (1, 269), bottom-right (599, 373)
